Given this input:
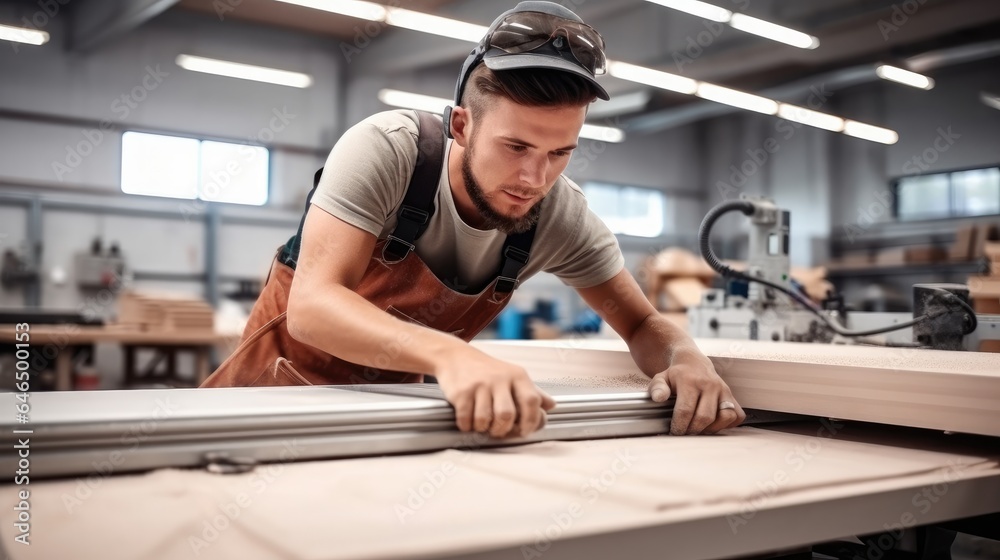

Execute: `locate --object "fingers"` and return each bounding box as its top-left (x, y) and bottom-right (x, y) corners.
top-left (725, 393), bottom-right (748, 429)
top-left (489, 385), bottom-right (517, 438)
top-left (453, 390), bottom-right (474, 432)
top-left (512, 378), bottom-right (544, 436)
top-left (702, 408), bottom-right (739, 435)
top-left (669, 386), bottom-right (698, 436)
top-left (686, 390), bottom-right (720, 435)
top-left (472, 386), bottom-right (493, 433)
top-left (539, 390), bottom-right (557, 411)
top-left (648, 373), bottom-right (672, 403)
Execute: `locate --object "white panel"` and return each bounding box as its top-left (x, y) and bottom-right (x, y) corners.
top-left (0, 118), bottom-right (122, 189)
top-left (217, 223), bottom-right (292, 279)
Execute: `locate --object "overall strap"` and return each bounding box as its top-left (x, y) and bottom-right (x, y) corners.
top-left (278, 111), bottom-right (445, 269)
top-left (383, 111), bottom-right (446, 261)
top-left (495, 224), bottom-right (537, 293)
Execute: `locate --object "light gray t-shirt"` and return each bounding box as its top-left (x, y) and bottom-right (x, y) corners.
top-left (311, 110), bottom-right (624, 293)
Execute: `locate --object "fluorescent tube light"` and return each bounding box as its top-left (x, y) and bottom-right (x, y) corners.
top-left (377, 89), bottom-right (451, 114)
top-left (0, 23), bottom-right (49, 46)
top-left (728, 13), bottom-right (819, 49)
top-left (875, 65), bottom-right (934, 90)
top-left (607, 61), bottom-right (698, 95)
top-left (385, 9), bottom-right (487, 43)
top-left (176, 55), bottom-right (313, 88)
top-left (273, 0), bottom-right (386, 21)
top-left (777, 104), bottom-right (844, 132)
top-left (376, 89), bottom-right (625, 143)
top-left (696, 83), bottom-right (778, 115)
top-left (644, 0), bottom-right (731, 22)
top-left (580, 124), bottom-right (626, 143)
top-left (843, 121), bottom-right (898, 145)
top-left (981, 92), bottom-right (1000, 112)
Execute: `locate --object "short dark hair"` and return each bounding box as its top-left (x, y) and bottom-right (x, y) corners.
top-left (461, 64), bottom-right (600, 120)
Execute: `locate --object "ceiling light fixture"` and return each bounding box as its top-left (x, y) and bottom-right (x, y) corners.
top-left (0, 23), bottom-right (49, 46)
top-left (273, 0), bottom-right (386, 21)
top-left (696, 83), bottom-right (779, 115)
top-left (642, 0), bottom-right (818, 49)
top-left (875, 65), bottom-right (935, 90)
top-left (176, 55), bottom-right (313, 88)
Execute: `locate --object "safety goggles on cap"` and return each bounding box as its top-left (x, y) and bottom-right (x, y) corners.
top-left (487, 11), bottom-right (607, 77)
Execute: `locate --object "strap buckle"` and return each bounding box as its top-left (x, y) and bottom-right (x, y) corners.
top-left (504, 245), bottom-right (530, 264)
top-left (398, 206), bottom-right (429, 225)
top-left (383, 235), bottom-right (415, 262)
top-left (496, 276), bottom-right (519, 293)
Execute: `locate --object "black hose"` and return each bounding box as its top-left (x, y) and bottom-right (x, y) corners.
top-left (698, 200), bottom-right (977, 338)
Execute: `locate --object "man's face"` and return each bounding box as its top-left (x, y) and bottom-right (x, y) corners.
top-left (461, 97), bottom-right (587, 234)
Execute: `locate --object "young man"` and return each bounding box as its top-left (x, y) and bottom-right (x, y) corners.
top-left (202, 1), bottom-right (745, 439)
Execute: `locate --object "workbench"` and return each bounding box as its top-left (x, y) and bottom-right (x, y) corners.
top-left (0, 324), bottom-right (239, 390)
top-left (0, 339), bottom-right (997, 559)
top-left (1, 421), bottom-right (997, 560)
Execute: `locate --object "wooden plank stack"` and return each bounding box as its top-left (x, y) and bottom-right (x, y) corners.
top-left (117, 291), bottom-right (215, 332)
top-left (969, 242), bottom-right (1000, 316)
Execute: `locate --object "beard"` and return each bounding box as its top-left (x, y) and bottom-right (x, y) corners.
top-left (461, 146), bottom-right (543, 235)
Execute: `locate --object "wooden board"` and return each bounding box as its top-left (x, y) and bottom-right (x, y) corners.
top-left (949, 225), bottom-right (977, 261)
top-left (2, 423), bottom-right (997, 560)
top-left (472, 339), bottom-right (1000, 437)
top-left (0, 324), bottom-right (235, 345)
top-left (118, 291), bottom-right (214, 331)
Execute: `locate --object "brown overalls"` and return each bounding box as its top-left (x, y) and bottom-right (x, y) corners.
top-left (200, 112), bottom-right (536, 388)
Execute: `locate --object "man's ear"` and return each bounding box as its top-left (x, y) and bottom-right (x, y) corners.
top-left (450, 106), bottom-right (471, 148)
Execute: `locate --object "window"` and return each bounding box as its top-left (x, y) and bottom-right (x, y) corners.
top-left (121, 132), bottom-right (269, 205)
top-left (894, 166), bottom-right (1000, 220)
top-left (582, 182), bottom-right (667, 237)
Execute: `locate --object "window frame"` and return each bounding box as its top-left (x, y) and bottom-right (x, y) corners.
top-left (120, 130), bottom-right (272, 206)
top-left (891, 164), bottom-right (1000, 222)
top-left (581, 181), bottom-right (671, 238)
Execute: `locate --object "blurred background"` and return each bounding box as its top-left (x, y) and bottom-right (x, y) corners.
top-left (0, 0), bottom-right (998, 392)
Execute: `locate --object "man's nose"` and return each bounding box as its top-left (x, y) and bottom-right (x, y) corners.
top-left (519, 155), bottom-right (548, 188)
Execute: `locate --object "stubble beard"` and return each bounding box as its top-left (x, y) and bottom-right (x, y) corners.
top-left (461, 145), bottom-right (543, 235)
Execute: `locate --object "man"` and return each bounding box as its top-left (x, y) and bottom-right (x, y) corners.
top-left (202, 1), bottom-right (745, 440)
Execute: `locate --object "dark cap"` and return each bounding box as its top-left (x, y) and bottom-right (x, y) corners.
top-left (448, 1), bottom-right (610, 122)
top-left (480, 2), bottom-right (609, 100)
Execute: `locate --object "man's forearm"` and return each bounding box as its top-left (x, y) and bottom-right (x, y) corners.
top-left (286, 284), bottom-right (468, 377)
top-left (625, 312), bottom-right (707, 378)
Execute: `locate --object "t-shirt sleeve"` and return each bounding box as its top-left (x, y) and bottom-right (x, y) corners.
top-left (309, 111), bottom-right (418, 236)
top-left (542, 185), bottom-right (626, 289)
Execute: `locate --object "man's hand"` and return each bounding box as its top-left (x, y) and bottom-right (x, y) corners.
top-left (434, 349), bottom-right (556, 439)
top-left (648, 352), bottom-right (745, 435)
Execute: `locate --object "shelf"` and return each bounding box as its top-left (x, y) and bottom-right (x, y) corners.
top-left (825, 261), bottom-right (986, 278)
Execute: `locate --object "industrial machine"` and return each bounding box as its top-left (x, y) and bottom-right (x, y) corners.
top-left (689, 196), bottom-right (1000, 351)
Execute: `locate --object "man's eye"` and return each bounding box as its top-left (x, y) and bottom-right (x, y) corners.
top-left (552, 150), bottom-right (570, 157)
top-left (506, 144), bottom-right (527, 153)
